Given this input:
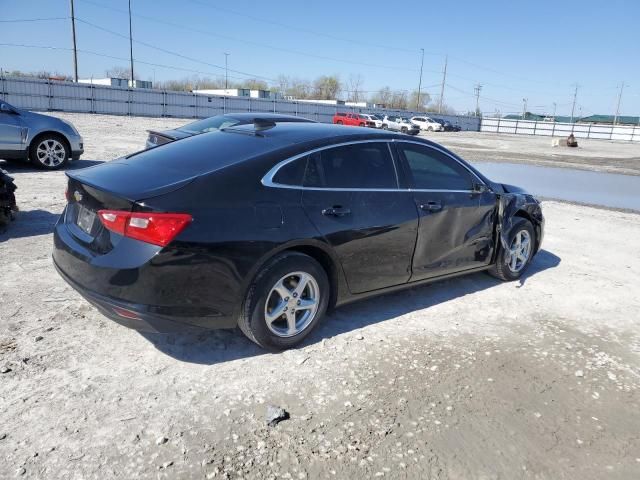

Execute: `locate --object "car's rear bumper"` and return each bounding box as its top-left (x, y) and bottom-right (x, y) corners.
top-left (52, 216), bottom-right (238, 333)
top-left (54, 259), bottom-right (207, 333)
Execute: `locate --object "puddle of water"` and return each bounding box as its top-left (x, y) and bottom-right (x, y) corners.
top-left (472, 162), bottom-right (640, 211)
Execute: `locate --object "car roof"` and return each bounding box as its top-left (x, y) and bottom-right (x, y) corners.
top-left (225, 112), bottom-right (315, 123)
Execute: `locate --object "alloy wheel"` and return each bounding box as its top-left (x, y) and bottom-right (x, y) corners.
top-left (264, 271), bottom-right (320, 337)
top-left (507, 229), bottom-right (532, 273)
top-left (36, 139), bottom-right (66, 167)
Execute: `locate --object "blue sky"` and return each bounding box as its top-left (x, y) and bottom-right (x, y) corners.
top-left (1, 0), bottom-right (639, 116)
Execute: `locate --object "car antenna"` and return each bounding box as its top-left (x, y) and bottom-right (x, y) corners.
top-left (254, 119), bottom-right (276, 132)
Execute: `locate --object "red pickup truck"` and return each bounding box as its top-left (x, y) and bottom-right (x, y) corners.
top-left (333, 112), bottom-right (375, 127)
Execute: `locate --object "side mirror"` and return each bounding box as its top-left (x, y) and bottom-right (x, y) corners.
top-left (472, 182), bottom-right (490, 194)
top-left (0, 104), bottom-right (18, 115)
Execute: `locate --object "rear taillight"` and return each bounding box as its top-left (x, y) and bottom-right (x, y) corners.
top-left (98, 210), bottom-right (192, 247)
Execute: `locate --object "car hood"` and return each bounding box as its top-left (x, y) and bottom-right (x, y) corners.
top-left (500, 183), bottom-right (528, 194)
top-left (18, 110), bottom-right (70, 129)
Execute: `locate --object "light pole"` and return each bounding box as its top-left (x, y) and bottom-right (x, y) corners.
top-left (613, 81), bottom-right (625, 126)
top-left (128, 0), bottom-right (134, 86)
top-left (69, 0), bottom-right (78, 82)
top-left (522, 98), bottom-right (527, 119)
top-left (224, 53), bottom-right (230, 90)
top-left (416, 48), bottom-right (424, 110)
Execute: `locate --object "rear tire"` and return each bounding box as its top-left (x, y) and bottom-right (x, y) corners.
top-left (29, 134), bottom-right (70, 170)
top-left (381, 124), bottom-right (388, 130)
top-left (488, 218), bottom-right (535, 281)
top-left (401, 127), bottom-right (408, 134)
top-left (238, 252), bottom-right (330, 351)
top-left (427, 126), bottom-right (434, 132)
top-left (336, 120), bottom-right (343, 125)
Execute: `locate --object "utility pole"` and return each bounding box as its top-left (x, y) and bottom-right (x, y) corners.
top-left (224, 53), bottom-right (230, 89)
top-left (416, 48), bottom-right (424, 110)
top-left (69, 0), bottom-right (78, 82)
top-left (128, 0), bottom-right (135, 86)
top-left (438, 55), bottom-right (447, 114)
top-left (522, 98), bottom-right (528, 119)
top-left (552, 102), bottom-right (557, 118)
top-left (474, 84), bottom-right (482, 116)
top-left (570, 84), bottom-right (579, 123)
top-left (613, 81), bottom-right (625, 125)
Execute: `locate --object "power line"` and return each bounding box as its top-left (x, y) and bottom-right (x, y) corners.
top-left (184, 0), bottom-right (423, 55)
top-left (75, 0), bottom-right (425, 74)
top-left (0, 43), bottom-right (262, 82)
top-left (74, 18), bottom-right (276, 81)
top-left (0, 17), bottom-right (68, 23)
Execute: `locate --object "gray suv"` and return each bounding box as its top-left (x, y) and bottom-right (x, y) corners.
top-left (0, 100), bottom-right (83, 170)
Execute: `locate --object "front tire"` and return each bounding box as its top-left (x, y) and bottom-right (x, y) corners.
top-left (489, 218), bottom-right (535, 281)
top-left (381, 124), bottom-right (388, 130)
top-left (336, 120), bottom-right (343, 125)
top-left (427, 126), bottom-right (434, 132)
top-left (29, 134), bottom-right (70, 170)
top-left (238, 252), bottom-right (329, 351)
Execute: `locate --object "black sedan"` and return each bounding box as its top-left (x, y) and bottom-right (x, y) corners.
top-left (434, 118), bottom-right (462, 132)
top-left (145, 112), bottom-right (315, 148)
top-left (53, 122), bottom-right (544, 350)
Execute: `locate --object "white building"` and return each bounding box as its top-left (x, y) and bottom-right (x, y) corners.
top-left (192, 88), bottom-right (277, 99)
top-left (78, 77), bottom-right (152, 89)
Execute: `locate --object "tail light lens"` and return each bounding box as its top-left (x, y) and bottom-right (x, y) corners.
top-left (98, 210), bottom-right (192, 247)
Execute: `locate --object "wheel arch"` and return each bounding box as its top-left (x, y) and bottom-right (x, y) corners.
top-left (28, 130), bottom-right (72, 155)
top-left (240, 240), bottom-right (346, 317)
top-left (512, 208), bottom-right (543, 253)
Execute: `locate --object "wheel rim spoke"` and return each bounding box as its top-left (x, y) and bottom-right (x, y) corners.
top-left (285, 310), bottom-right (297, 334)
top-left (508, 229), bottom-right (532, 273)
top-left (297, 298), bottom-right (316, 310)
top-left (265, 302), bottom-right (286, 324)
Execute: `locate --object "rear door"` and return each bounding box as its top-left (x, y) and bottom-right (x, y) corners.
top-left (395, 141), bottom-right (497, 280)
top-left (298, 141), bottom-right (419, 293)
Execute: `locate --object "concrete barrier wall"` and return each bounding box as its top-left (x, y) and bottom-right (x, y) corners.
top-left (0, 76), bottom-right (482, 131)
top-left (481, 117), bottom-right (640, 142)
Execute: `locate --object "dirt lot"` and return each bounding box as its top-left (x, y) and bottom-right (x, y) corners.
top-left (1, 113), bottom-right (640, 479)
top-left (425, 130), bottom-right (640, 176)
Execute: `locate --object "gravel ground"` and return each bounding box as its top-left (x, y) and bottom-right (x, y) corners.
top-left (1, 113), bottom-right (640, 479)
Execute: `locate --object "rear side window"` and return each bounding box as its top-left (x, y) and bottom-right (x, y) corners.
top-left (272, 156), bottom-right (308, 185)
top-left (398, 143), bottom-right (473, 190)
top-left (304, 143), bottom-right (397, 189)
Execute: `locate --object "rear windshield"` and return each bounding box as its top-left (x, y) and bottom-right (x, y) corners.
top-left (124, 130), bottom-right (282, 176)
top-left (179, 115), bottom-right (241, 134)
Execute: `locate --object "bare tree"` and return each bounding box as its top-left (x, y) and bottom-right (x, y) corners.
top-left (104, 66), bottom-right (138, 80)
top-left (313, 75), bottom-right (341, 100)
top-left (346, 74), bottom-right (364, 103)
top-left (408, 90), bottom-right (432, 112)
top-left (369, 86), bottom-right (392, 107)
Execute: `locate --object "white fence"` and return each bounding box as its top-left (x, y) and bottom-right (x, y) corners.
top-left (0, 75), bottom-right (482, 131)
top-left (481, 117), bottom-right (640, 142)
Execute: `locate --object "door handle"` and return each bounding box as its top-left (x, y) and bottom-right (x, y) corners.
top-left (322, 206), bottom-right (351, 217)
top-left (420, 201), bottom-right (442, 212)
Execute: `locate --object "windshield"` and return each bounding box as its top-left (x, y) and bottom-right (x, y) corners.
top-left (370, 114), bottom-right (381, 120)
top-left (179, 115), bottom-right (240, 134)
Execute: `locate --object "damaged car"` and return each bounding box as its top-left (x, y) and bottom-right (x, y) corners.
top-left (0, 167), bottom-right (18, 229)
top-left (53, 122), bottom-right (544, 350)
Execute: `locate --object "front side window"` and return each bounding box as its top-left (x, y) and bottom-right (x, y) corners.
top-left (398, 143), bottom-right (473, 191)
top-left (304, 142), bottom-right (397, 189)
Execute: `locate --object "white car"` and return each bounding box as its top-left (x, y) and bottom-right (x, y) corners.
top-left (362, 114), bottom-right (383, 128)
top-left (381, 115), bottom-right (420, 135)
top-left (410, 116), bottom-right (443, 132)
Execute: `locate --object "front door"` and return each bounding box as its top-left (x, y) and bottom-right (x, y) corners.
top-left (300, 142), bottom-right (419, 293)
top-left (0, 103), bottom-right (24, 155)
top-left (395, 141), bottom-right (497, 280)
